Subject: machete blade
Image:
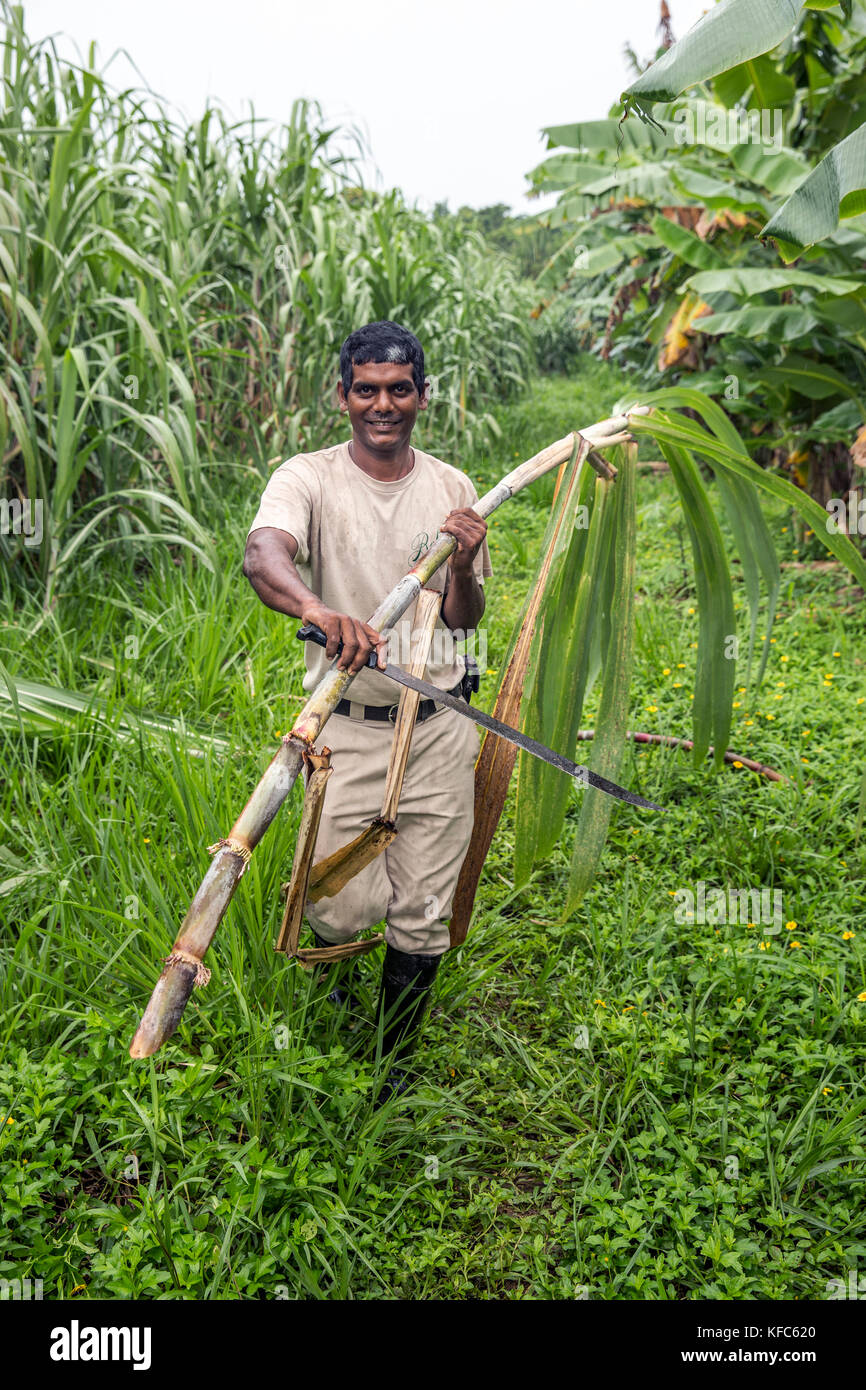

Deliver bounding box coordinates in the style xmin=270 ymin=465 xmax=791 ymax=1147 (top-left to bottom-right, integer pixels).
xmin=295 ymin=624 xmax=664 ymax=812
xmin=380 ymin=663 xmax=664 ymax=813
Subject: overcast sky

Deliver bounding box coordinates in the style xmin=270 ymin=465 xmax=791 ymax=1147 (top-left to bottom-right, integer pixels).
xmin=25 ymin=0 xmax=711 ymax=211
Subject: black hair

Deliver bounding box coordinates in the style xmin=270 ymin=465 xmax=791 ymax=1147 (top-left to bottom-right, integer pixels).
xmin=340 ymin=320 xmax=425 ymax=397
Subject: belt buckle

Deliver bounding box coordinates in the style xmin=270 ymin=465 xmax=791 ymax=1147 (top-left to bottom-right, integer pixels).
xmin=387 ymin=703 xmax=400 ymax=723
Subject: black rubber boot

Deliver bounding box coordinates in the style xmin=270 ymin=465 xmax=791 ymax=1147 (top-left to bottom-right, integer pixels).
xmin=311 ymin=930 xmax=358 ymax=1009
xmin=373 ymin=944 xmax=442 ymax=1102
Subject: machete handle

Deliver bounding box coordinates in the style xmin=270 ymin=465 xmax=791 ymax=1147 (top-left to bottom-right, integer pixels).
xmin=296 ymin=622 xmax=380 ymax=668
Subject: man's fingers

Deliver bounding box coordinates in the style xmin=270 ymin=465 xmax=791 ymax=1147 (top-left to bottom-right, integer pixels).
xmin=356 ymin=622 xmax=387 ymax=671
xmin=336 ymin=618 xmax=359 ymax=671
xmin=442 ymin=509 xmax=486 ymax=555
xmin=311 ymin=610 xmax=384 ymax=673
xmin=341 ymin=619 xmax=377 ymax=674
xmin=442 ymin=521 xmax=485 ymax=557
xmin=441 ymin=521 xmax=470 ymax=547
xmin=323 ymin=617 xmax=342 ymax=660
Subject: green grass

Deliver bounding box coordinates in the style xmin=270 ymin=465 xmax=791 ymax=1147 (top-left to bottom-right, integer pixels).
xmin=1 ymin=361 xmax=864 ymax=1300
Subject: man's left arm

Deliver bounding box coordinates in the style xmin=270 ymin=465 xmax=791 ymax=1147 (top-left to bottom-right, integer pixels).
xmin=440 ymin=507 xmax=487 ymax=633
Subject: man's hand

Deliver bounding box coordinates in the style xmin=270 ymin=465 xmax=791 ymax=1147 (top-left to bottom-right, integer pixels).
xmin=301 ymin=600 xmax=388 ymax=674
xmin=441 ymin=508 xmax=487 ymax=574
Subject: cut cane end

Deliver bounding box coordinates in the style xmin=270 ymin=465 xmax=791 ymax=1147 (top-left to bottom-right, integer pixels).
xmin=128 ymin=959 xmax=197 ymax=1059
xmin=129 ymin=1013 xmax=172 ymax=1057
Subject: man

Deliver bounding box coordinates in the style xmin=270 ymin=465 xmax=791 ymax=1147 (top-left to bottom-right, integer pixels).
xmin=243 ymin=320 xmax=491 ymax=1095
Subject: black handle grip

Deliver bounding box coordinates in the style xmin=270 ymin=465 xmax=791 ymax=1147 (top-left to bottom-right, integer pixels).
xmin=296 ymin=622 xmax=380 ymax=669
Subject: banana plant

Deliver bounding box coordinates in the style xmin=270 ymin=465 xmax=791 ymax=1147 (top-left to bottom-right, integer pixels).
xmin=527 ymin=4 xmax=866 ymax=505
xmin=622 ymin=0 xmax=865 ymax=257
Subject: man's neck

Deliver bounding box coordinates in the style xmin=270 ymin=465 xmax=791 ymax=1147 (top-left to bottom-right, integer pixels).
xmin=348 ymin=438 xmax=415 ymax=482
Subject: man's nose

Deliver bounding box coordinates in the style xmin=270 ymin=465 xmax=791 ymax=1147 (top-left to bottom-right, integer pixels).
xmin=374 ymin=389 xmax=393 ymax=411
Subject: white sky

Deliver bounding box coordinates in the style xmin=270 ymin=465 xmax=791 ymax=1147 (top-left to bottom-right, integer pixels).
xmin=25 ymin=0 xmax=711 ymax=212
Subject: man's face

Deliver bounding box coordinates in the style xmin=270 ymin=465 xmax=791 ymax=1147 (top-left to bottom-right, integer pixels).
xmin=338 ymin=360 xmax=429 ymax=456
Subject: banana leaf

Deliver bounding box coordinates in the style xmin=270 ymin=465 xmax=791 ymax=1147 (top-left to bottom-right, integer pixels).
xmin=763 ymin=121 xmax=866 ymax=256
xmin=623 ymin=0 xmax=802 ymax=115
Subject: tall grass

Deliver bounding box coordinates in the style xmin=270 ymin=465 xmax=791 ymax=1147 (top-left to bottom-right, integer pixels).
xmin=0 ymin=3 xmax=535 ymax=601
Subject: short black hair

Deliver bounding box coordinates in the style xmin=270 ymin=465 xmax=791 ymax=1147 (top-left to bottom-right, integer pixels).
xmin=340 ymin=321 xmax=425 ymax=397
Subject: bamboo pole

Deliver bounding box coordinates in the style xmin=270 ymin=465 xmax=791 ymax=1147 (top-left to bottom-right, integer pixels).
xmin=129 ymin=409 xmax=648 ymax=1058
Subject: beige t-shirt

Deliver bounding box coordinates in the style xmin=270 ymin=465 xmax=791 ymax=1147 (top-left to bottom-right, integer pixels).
xmin=247 ymin=440 xmax=493 ymax=704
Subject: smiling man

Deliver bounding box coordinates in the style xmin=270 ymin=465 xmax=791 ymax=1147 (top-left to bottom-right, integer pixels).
xmin=243 ymin=321 xmax=491 ymax=1096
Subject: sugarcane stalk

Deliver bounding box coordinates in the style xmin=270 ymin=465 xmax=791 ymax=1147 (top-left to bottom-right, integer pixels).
xmin=306 ymin=820 xmax=397 ymax=903
xmin=573 ymin=728 xmax=785 ymax=781
xmin=380 ymin=588 xmax=443 ymax=822
xmin=129 ymin=409 xmax=648 ymax=1058
xmin=275 ymin=750 xmax=334 ymax=955
xmin=308 ymin=588 xmax=443 ymax=900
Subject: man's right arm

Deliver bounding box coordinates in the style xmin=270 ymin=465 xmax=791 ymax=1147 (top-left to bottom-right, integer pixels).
xmin=242 ymin=527 xmax=386 ymax=675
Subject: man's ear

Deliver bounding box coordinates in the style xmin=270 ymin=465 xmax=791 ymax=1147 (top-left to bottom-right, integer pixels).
xmin=418 ymin=378 xmax=431 ymax=411
xmin=336 ymin=379 xmax=348 ymax=413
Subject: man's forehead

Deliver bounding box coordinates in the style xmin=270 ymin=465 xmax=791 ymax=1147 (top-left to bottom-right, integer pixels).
xmin=348 ymin=360 xmax=419 ymax=385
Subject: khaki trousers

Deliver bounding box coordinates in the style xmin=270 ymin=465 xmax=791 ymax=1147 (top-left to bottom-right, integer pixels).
xmin=304 ymin=704 xmax=479 ymax=956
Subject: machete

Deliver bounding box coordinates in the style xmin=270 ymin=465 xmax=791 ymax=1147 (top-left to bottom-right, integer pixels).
xmin=297 ymin=623 xmax=664 ymax=813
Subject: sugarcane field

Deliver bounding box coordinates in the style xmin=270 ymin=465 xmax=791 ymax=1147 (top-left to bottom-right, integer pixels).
xmin=2 ymin=0 xmax=866 ymax=1343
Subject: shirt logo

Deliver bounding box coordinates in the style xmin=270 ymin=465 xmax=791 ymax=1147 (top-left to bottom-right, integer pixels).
xmin=408 ymin=531 xmax=430 ymax=564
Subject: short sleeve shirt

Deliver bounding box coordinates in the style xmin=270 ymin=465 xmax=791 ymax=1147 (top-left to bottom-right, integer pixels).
xmin=247 ymin=440 xmax=493 ymax=704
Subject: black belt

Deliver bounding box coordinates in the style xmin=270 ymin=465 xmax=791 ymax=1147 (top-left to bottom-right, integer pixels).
xmin=334 ymin=678 xmax=465 ymax=724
